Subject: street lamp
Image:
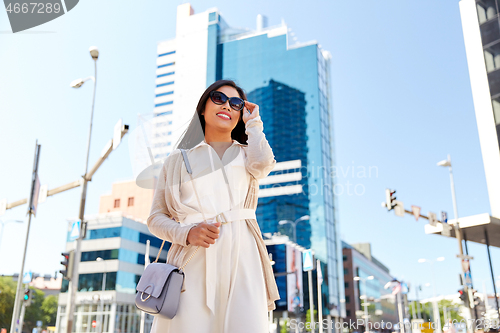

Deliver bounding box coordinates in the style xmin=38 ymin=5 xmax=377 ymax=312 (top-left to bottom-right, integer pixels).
xmin=385 ymin=279 xmax=406 ymax=333
xmin=354 ymin=275 xmax=374 ymax=333
xmin=96 ymin=257 xmax=106 ymax=333
xmin=437 ymin=154 xmax=475 ymax=328
xmin=65 ymin=46 xmax=99 ymax=333
xmin=418 ymin=257 xmax=445 ymax=333
xmin=278 ymin=215 xmax=310 ymax=243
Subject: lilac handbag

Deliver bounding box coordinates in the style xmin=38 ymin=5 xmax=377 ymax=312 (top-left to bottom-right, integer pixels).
xmin=135 ymin=149 xmax=207 ymax=319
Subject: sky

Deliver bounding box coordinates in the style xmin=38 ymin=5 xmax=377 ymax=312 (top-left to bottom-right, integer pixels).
xmin=0 ymin=0 xmax=499 ymax=302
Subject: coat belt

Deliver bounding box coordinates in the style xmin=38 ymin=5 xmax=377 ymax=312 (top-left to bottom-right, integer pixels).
xmin=181 ymin=208 xmax=256 ymax=314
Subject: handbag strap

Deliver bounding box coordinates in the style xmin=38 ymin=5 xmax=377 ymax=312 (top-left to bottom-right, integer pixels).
xmin=153 ymin=148 xmax=207 ymax=271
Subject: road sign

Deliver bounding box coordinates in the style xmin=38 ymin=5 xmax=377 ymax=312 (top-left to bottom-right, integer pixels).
xmin=38 ymin=184 xmax=48 ymax=204
xmin=441 ymin=223 xmax=451 ymax=237
xmin=92 ymin=321 xmax=97 ymax=328
xmin=441 ymin=211 xmax=448 ymax=223
xmin=113 ymin=119 xmax=123 ymax=150
xmin=31 ymin=174 xmax=41 ymax=216
xmin=462 ymin=259 xmax=470 ymax=272
xmin=464 ymin=271 xmax=472 ymax=287
xmin=302 ymin=250 xmax=314 ymax=271
xmin=394 ymin=201 xmax=405 ymax=217
xmin=23 ymin=271 xmax=32 ymax=284
xmin=69 ymin=220 xmax=81 ymax=241
xmin=411 ymin=205 xmax=421 ymax=221
xmin=36 ymin=321 xmax=42 ymax=328
xmin=428 ymin=212 xmax=438 ymax=226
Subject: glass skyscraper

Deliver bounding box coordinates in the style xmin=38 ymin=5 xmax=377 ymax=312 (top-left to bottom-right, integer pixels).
xmin=460 ymin=0 xmax=500 ymax=216
xmin=152 ymin=2 xmax=345 ymax=322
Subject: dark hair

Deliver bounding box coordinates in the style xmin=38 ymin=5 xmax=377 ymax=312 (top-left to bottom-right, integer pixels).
xmin=173 ymin=79 xmax=248 ymax=150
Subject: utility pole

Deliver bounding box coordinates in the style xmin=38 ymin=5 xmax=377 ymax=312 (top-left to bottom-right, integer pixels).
xmin=10 ymin=141 xmax=41 ymax=333
xmin=437 ymin=155 xmax=475 ymax=330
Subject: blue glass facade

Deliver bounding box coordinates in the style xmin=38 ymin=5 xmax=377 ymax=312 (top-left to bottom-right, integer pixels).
xmin=63 ymin=224 xmax=167 ymax=295
xmin=206 ymin=21 xmax=344 ymax=316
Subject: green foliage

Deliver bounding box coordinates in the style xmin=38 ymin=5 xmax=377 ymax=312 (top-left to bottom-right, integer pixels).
xmin=41 ymin=295 xmax=58 ymax=326
xmin=281 ymin=318 xmax=289 ymax=333
xmin=0 ymin=277 xmax=59 ymax=332
xmin=409 ymin=299 xmax=463 ymax=324
xmin=0 ymin=276 xmax=17 ymax=330
xmin=305 ymin=308 xmax=318 ymax=332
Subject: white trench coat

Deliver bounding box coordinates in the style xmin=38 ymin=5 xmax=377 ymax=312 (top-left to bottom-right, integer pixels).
xmin=147 ymin=115 xmax=277 ymax=333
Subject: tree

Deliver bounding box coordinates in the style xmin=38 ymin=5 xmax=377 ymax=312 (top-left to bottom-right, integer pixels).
xmin=409 ymin=299 xmax=462 ymax=324
xmin=0 ymin=276 xmax=16 ymax=331
xmin=0 ymin=277 xmax=59 ymax=333
xmin=305 ymin=309 xmax=318 ymax=332
xmin=41 ymin=295 xmax=58 ymax=327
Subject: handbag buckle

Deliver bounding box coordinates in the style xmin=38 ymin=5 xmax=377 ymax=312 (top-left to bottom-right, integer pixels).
xmin=140 ymin=285 xmax=153 ymax=302
xmin=140 ymin=292 xmax=151 ymax=302
xmin=215 ymin=212 xmax=229 ymax=224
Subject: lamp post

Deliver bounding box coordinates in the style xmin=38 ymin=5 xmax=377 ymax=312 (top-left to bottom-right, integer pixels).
xmin=278 ymin=215 xmax=310 ymax=243
xmin=96 ymin=257 xmax=106 ymax=333
xmin=437 ymin=155 xmax=475 ymax=327
xmin=354 ymin=275 xmax=374 ymax=333
xmin=65 ymin=46 xmax=99 ymax=333
xmin=385 ymin=279 xmax=406 ymax=333
xmin=0 ymin=219 xmax=22 ymax=259
xmin=418 ymin=257 xmax=445 ymax=333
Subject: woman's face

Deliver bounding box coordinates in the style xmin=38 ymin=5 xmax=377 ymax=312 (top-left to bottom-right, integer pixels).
xmin=202 ymin=85 xmax=242 ymax=134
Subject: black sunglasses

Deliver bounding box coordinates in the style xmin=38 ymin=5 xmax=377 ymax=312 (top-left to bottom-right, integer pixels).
xmin=209 ymin=91 xmax=245 ymax=111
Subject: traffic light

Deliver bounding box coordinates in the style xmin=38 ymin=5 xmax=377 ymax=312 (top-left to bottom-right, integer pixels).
xmin=60 ymin=251 xmax=75 ymax=280
xmin=472 ymin=290 xmax=480 ymax=306
xmin=385 ymin=189 xmax=397 ymax=211
xmin=23 ymin=288 xmax=32 ymax=306
xmin=458 ymin=288 xmax=469 ymax=307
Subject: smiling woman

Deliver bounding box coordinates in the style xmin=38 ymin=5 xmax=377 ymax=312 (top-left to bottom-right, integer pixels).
xmin=144 ymin=79 xmax=279 ymax=333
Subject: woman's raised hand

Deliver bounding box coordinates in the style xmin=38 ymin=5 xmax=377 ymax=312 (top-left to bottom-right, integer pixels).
xmin=186 ymin=221 xmax=221 ymax=248
xmin=242 ymin=100 xmax=260 ymax=124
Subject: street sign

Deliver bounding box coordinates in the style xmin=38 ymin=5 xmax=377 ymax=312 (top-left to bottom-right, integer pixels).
xmin=441 ymin=211 xmax=448 ymax=223
xmin=38 ymin=184 xmax=48 ymax=204
xmin=464 ymin=271 xmax=472 ymax=287
xmin=36 ymin=321 xmax=42 ymax=328
xmin=69 ymin=220 xmax=81 ymax=241
xmin=461 ymin=259 xmax=470 ymax=272
xmin=302 ymin=250 xmax=314 ymax=271
xmin=401 ymin=282 xmax=409 ymax=294
xmin=22 ymin=273 xmax=31 ymax=284
xmin=23 ymin=271 xmax=32 ymax=284
xmin=394 ymin=201 xmax=405 ymax=217
xmin=92 ymin=321 xmax=97 ymax=328
xmin=428 ymin=212 xmax=438 ymax=226
xmin=31 ymin=174 xmax=41 ymax=217
xmin=411 ymin=205 xmax=421 ymax=221
xmin=441 ymin=223 xmax=451 ymax=237
xmin=113 ymin=118 xmax=123 ymax=150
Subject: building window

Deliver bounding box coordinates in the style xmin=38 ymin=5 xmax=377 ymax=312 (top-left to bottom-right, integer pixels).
xmin=81 ymin=249 xmax=119 ymax=262
xmin=343 ymin=255 xmax=347 ymax=261
xmin=128 ymin=197 xmax=134 ymax=207
xmin=344 ymin=268 xmax=348 ymax=275
xmin=345 ymin=296 xmax=350 ymax=304
xmin=346 ymin=310 xmax=351 ymax=316
xmin=345 ymin=282 xmax=349 ymax=288
xmin=114 ymin=199 xmax=120 ymax=208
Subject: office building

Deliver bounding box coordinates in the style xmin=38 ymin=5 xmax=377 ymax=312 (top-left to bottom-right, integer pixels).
xmin=342 ymin=242 xmax=398 ymax=332
xmin=55 ymin=183 xmax=166 ymax=333
xmin=459 ymin=0 xmax=500 ymax=217
xmin=149 ymin=3 xmax=344 ymax=322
